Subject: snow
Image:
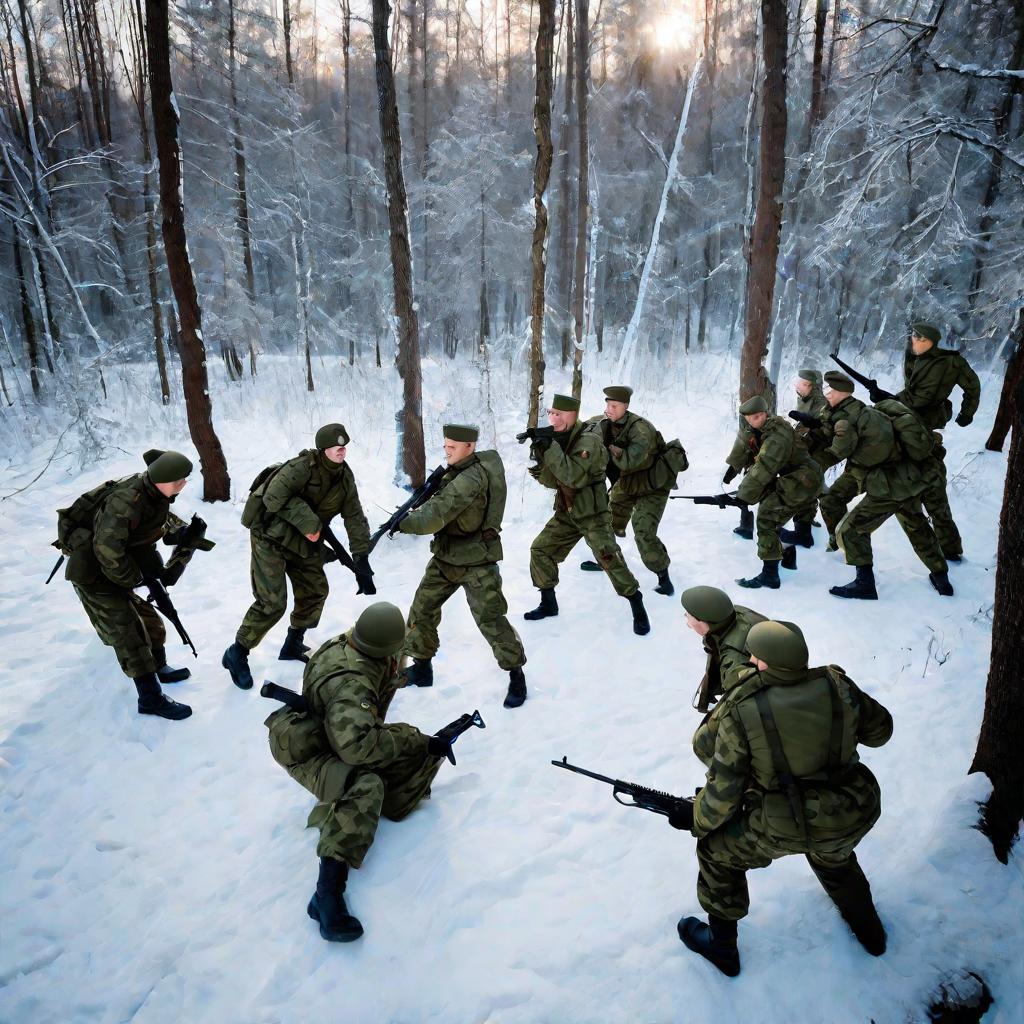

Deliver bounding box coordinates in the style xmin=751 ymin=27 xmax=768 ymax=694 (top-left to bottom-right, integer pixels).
xmin=0 ymin=352 xmax=1020 ymax=1023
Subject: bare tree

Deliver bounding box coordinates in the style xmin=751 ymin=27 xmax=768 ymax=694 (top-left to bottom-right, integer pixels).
xmin=570 ymin=0 xmax=589 ymax=400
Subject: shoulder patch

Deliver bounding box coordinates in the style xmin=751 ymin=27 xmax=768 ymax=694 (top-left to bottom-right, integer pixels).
xmin=580 ymin=450 xmax=589 ymax=458
xmin=360 ymin=701 xmax=371 ymax=709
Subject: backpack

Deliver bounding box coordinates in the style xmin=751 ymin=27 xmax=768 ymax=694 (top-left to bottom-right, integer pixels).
xmin=54 ymin=478 xmax=126 ymax=554
xmin=849 ymin=407 xmax=896 ymax=468
xmin=872 ymin=399 xmax=935 ymax=462
xmin=241 ymin=462 xmax=284 ymax=529
xmin=474 ymin=450 xmax=507 ymax=540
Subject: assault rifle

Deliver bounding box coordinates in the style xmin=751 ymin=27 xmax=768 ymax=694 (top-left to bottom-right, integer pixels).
xmin=669 ymin=492 xmax=747 ymax=509
xmin=321 ymin=525 xmax=375 ymax=595
xmin=552 ymin=757 xmax=694 ymax=819
xmin=45 ymin=555 xmax=65 ymax=584
xmin=260 ymin=680 xmax=308 ymax=713
xmin=515 ymin=425 xmax=557 ymax=445
xmin=142 ymin=575 xmax=197 ymax=658
xmin=829 ymin=352 xmax=895 ymax=403
xmin=162 ymin=514 xmax=216 ymax=587
xmin=367 ymin=463 xmax=448 ymax=554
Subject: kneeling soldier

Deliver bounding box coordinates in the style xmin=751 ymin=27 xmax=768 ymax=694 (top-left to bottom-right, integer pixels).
xmin=670 ymin=620 xmax=892 ymax=976
xmin=397 ymin=424 xmax=528 ymax=709
xmin=265 ymin=602 xmax=480 ymax=942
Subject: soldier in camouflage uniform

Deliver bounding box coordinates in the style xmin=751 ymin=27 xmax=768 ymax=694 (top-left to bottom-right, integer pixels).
xmin=723 ymin=396 xmax=824 ymax=590
xmin=890 ymin=323 xmax=981 ymax=562
xmin=669 ymin=621 xmax=892 ymax=976
xmin=223 ymin=423 xmax=373 ymax=690
xmin=780 ymin=369 xmax=828 ymax=548
xmin=397 ymin=424 xmax=528 ymax=709
xmin=580 ymin=385 xmax=687 ymax=597
xmin=266 ymin=602 xmax=479 ymax=942
xmin=681 ymin=586 xmax=767 ymax=713
xmin=58 ymin=450 xmax=211 ymax=721
xmin=521 ymin=393 xmax=650 ymax=636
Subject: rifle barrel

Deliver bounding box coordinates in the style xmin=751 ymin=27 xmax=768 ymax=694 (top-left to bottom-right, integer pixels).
xmin=551 ymin=756 xmax=618 ymax=786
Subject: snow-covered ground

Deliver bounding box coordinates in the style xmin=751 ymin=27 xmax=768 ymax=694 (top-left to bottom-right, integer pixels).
xmin=1 ymin=352 xmax=1019 ymax=1023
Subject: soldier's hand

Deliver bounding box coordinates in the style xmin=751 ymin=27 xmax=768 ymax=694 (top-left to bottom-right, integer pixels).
xmin=788 ymin=411 xmax=822 ymax=429
xmin=609 ymin=445 xmax=624 ymax=459
xmin=354 ymin=555 xmax=376 ymax=596
xmin=306 ymin=530 xmax=321 ymax=543
xmin=516 ymin=428 xmax=535 ymax=444
xmin=868 ymin=385 xmax=887 ymax=404
xmin=427 ymin=734 xmax=454 ymax=761
xmin=667 ymin=798 xmax=695 ymax=831
xmin=321 ymin=547 xmax=340 ymax=565
xmin=722 ymin=465 xmax=739 ymax=485
xmin=955 ymin=411 xmax=973 ymax=427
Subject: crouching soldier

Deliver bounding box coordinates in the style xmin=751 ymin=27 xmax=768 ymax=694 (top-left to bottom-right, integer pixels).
xmin=669 ymin=621 xmax=892 ymax=976
xmin=265 ymin=602 xmax=482 ymax=942
xmin=55 ymin=449 xmax=212 ymax=721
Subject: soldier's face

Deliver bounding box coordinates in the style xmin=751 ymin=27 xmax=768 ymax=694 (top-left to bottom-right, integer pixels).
xmin=794 ymin=379 xmax=812 ymax=398
xmin=744 ymin=411 xmax=768 ymax=429
xmin=825 ymin=388 xmax=848 ymax=408
xmin=604 ymin=400 xmax=628 ymax=421
xmin=324 ymin=445 xmax=347 ymax=463
xmin=155 ymin=478 xmax=188 ymax=497
xmin=444 ymin=439 xmax=475 ymax=464
xmin=548 ymin=409 xmax=576 ymax=432
xmin=684 ymin=612 xmax=710 ymax=637
xmin=750 ymin=656 xmax=769 ymax=671
xmin=910 ymin=334 xmax=934 ymax=356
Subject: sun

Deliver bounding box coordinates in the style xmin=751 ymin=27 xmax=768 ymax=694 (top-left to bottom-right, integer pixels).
xmin=646 ymin=5 xmax=700 ymax=54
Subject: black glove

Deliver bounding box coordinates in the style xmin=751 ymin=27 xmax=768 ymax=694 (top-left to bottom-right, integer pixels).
xmin=428 ymin=711 xmax=484 ymax=765
xmin=722 ymin=465 xmax=739 ymax=485
xmin=955 ymin=411 xmax=973 ymax=427
xmin=532 ymin=435 xmax=555 ymax=455
xmin=354 ymin=554 xmax=376 ymax=596
xmin=667 ymin=799 xmax=695 ymax=831
xmin=427 ymin=735 xmax=452 ymax=760
xmin=321 ymin=547 xmax=340 ymax=565
xmin=715 ymin=493 xmax=745 ymax=509
xmin=516 ymin=428 xmax=536 ymax=444
xmin=179 ymin=515 xmax=208 ymax=547
xmin=133 ymin=546 xmax=165 ymax=578
xmin=868 ymin=385 xmax=888 ymax=404
xmin=788 ymin=410 xmax=822 ymax=429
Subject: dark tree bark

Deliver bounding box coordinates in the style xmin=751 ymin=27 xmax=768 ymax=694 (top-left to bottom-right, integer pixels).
xmin=527 ymin=0 xmax=556 ymax=428
xmin=696 ymin=0 xmax=720 ymax=353
xmin=555 ymin=0 xmax=575 ymax=370
xmin=146 ymin=0 xmax=230 ymax=500
xmin=282 ymin=0 xmax=295 ymax=86
xmin=10 ymin=224 xmax=41 ymax=396
xmin=570 ymin=0 xmax=589 ymax=400
xmin=372 ymin=0 xmax=426 ymax=486
xmin=986 ymin=317 xmax=1023 ymax=453
xmin=806 ymin=0 xmax=828 ymax=143
xmin=740 ymin=0 xmax=788 ymax=400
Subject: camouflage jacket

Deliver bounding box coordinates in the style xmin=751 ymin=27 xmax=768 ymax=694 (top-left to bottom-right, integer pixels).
xmin=398 ymin=452 xmax=504 ymax=565
xmin=693 ymin=605 xmax=767 ymax=713
xmin=897 ymin=345 xmax=981 ymax=430
xmin=793 ymin=378 xmax=828 ymax=450
xmin=691 ymin=664 xmax=893 ymax=848
xmin=589 ymin=411 xmax=670 ymax=497
xmin=530 ymin=421 xmax=609 ymax=520
xmin=256 ymin=450 xmax=370 ymax=560
xmin=727 ymin=415 xmax=822 ymax=506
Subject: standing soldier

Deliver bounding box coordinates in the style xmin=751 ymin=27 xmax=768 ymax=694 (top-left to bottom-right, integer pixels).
xmin=223 ymin=423 xmax=373 ymax=690
xmin=580 ymin=385 xmax=688 ymax=597
xmin=55 ymin=449 xmax=211 ymax=721
xmin=680 ymin=586 xmax=766 ymax=713
xmin=780 ymin=369 xmax=828 ymax=549
xmin=521 ymin=393 xmax=650 ymax=636
xmin=396 ymin=424 xmax=528 ymax=709
xmin=264 ymin=602 xmax=482 ymax=942
xmin=723 ymin=396 xmax=823 ymax=590
xmin=669 ymin=621 xmax=892 ymax=976
xmin=887 ymin=323 xmax=980 ymax=562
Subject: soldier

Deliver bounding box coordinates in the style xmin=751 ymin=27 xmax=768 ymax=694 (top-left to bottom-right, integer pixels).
xmin=56 ymin=449 xmax=209 ymax=721
xmin=779 ymin=369 xmax=828 ymax=549
xmin=724 ymin=396 xmax=823 ymax=590
xmin=395 ymin=424 xmax=528 ymax=709
xmin=223 ymin=423 xmax=373 ymax=690
xmin=681 ymin=586 xmax=766 ymax=712
xmin=889 ymin=323 xmax=980 ymax=562
xmin=521 ymin=393 xmax=650 ymax=636
xmin=265 ymin=602 xmax=479 ymax=942
xmin=669 ymin=621 xmax=892 ymax=976
xmin=579 ymin=385 xmax=687 ymax=597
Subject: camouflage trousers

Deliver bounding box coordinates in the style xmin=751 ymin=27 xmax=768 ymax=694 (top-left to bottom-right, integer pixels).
xmin=609 ymin=489 xmax=671 ymax=573
xmin=836 ymin=493 xmax=947 ymax=572
xmin=287 ymin=745 xmax=443 ymax=868
xmin=530 ymin=510 xmax=639 ymax=597
xmin=236 ymin=533 xmax=330 ymax=649
xmin=818 ymin=471 xmax=862 ymax=539
xmin=406 ymin=557 xmax=525 ymax=671
xmin=754 ymin=493 xmax=803 ymax=562
xmin=920 ymin=448 xmax=963 ymax=558
xmin=696 ymin=814 xmax=874 ymax=921
xmin=73 ymin=583 xmax=165 ymax=678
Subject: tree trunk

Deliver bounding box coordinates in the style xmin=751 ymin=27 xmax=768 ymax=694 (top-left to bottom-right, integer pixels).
xmin=570 ymin=0 xmax=589 ymax=400
xmin=478 ymin=189 xmax=489 ymax=355
xmin=282 ymin=0 xmax=295 ymax=86
xmin=555 ymin=0 xmax=575 ymax=370
xmin=806 ymin=0 xmax=828 ymax=145
xmin=527 ymin=0 xmax=556 ymax=428
xmin=739 ymin=0 xmax=787 ymax=400
xmin=10 ymin=226 xmax=41 ymax=397
xmin=372 ymin=0 xmax=426 ymax=486
xmin=985 ymin=316 xmax=1023 ymax=453
xmin=146 ymin=0 xmax=230 ymax=500
xmin=696 ymin=0 xmax=720 ymax=353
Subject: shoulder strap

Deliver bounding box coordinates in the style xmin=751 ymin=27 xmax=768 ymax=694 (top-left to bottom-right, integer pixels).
xmin=753 ymin=690 xmax=808 ymax=840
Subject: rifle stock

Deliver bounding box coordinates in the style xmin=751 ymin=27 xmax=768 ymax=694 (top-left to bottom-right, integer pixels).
xmin=829 ymin=352 xmax=895 ymax=401
xmin=260 ymin=680 xmax=309 ymax=713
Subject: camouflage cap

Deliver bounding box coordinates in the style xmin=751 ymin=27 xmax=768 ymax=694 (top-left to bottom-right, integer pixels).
xmin=147 ymin=450 xmax=193 ymax=484
xmin=680 ymin=585 xmax=734 ymax=625
xmin=603 ymin=385 xmax=633 ymax=404
xmin=551 ymin=393 xmax=580 ymax=412
xmin=739 ymin=395 xmax=769 ymax=416
xmin=352 ymin=601 xmax=406 ymax=658
xmin=143 ymin=449 xmax=164 ymax=466
xmin=824 ymin=370 xmax=855 ymax=393
xmin=315 ymin=423 xmax=350 ymax=449
xmin=746 ymin=621 xmax=809 ymax=671
xmin=911 ymin=322 xmax=941 ymax=344
xmin=443 ymin=423 xmax=479 ymax=442
xmin=797 ymin=369 xmax=818 ymax=383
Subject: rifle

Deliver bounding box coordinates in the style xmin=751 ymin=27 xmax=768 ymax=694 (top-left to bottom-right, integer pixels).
xmin=432 ymin=710 xmax=486 ymax=765
xmin=829 ymin=352 xmax=895 ymax=402
xmin=516 ymin=425 xmax=557 ymax=445
xmin=260 ymin=680 xmax=308 ymax=713
xmin=669 ymin=493 xmax=746 ymax=509
xmin=322 ymin=524 xmax=375 ymax=594
xmin=162 ymin=515 xmax=216 ymax=587
xmin=45 ymin=553 xmax=65 ymax=584
xmin=552 ymin=756 xmax=693 ymax=819
xmin=367 ymin=463 xmax=448 ymax=554
xmin=142 ymin=575 xmax=197 ymax=658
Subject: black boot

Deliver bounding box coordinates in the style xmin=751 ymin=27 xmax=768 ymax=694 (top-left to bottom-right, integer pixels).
xmin=929 ymin=571 xmax=954 ymax=597
xmin=504 ymin=667 xmax=527 ymax=708
xmin=627 ymin=592 xmax=651 ymax=635
xmin=677 ymin=915 xmax=741 ymax=977
xmin=404 ymin=658 xmax=434 ymax=687
xmin=829 ymin=565 xmax=878 ymax=600
xmin=781 ymin=545 xmax=798 ymax=571
xmin=153 ymin=645 xmax=190 ymax=683
xmin=279 ymin=626 xmax=311 ymax=663
xmin=307 ymin=857 xmax=363 ymax=943
xmin=942 ymin=551 xmax=963 ymax=563
xmin=837 ymin=902 xmax=887 ymax=956
xmin=653 ymin=569 xmax=674 ymax=596
xmin=579 ymin=560 xmax=603 ymax=572
xmin=134 ymin=672 xmax=192 ymax=720
xmin=737 ymin=560 xmax=780 ymax=590
xmin=778 ymin=521 xmax=814 ymax=548
xmin=524 ymin=588 xmax=558 ymax=621
xmin=222 ymin=641 xmax=254 ymax=689
xmin=733 ymin=507 xmax=754 ymax=540
xmin=826 ymin=534 xmax=839 ymax=552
